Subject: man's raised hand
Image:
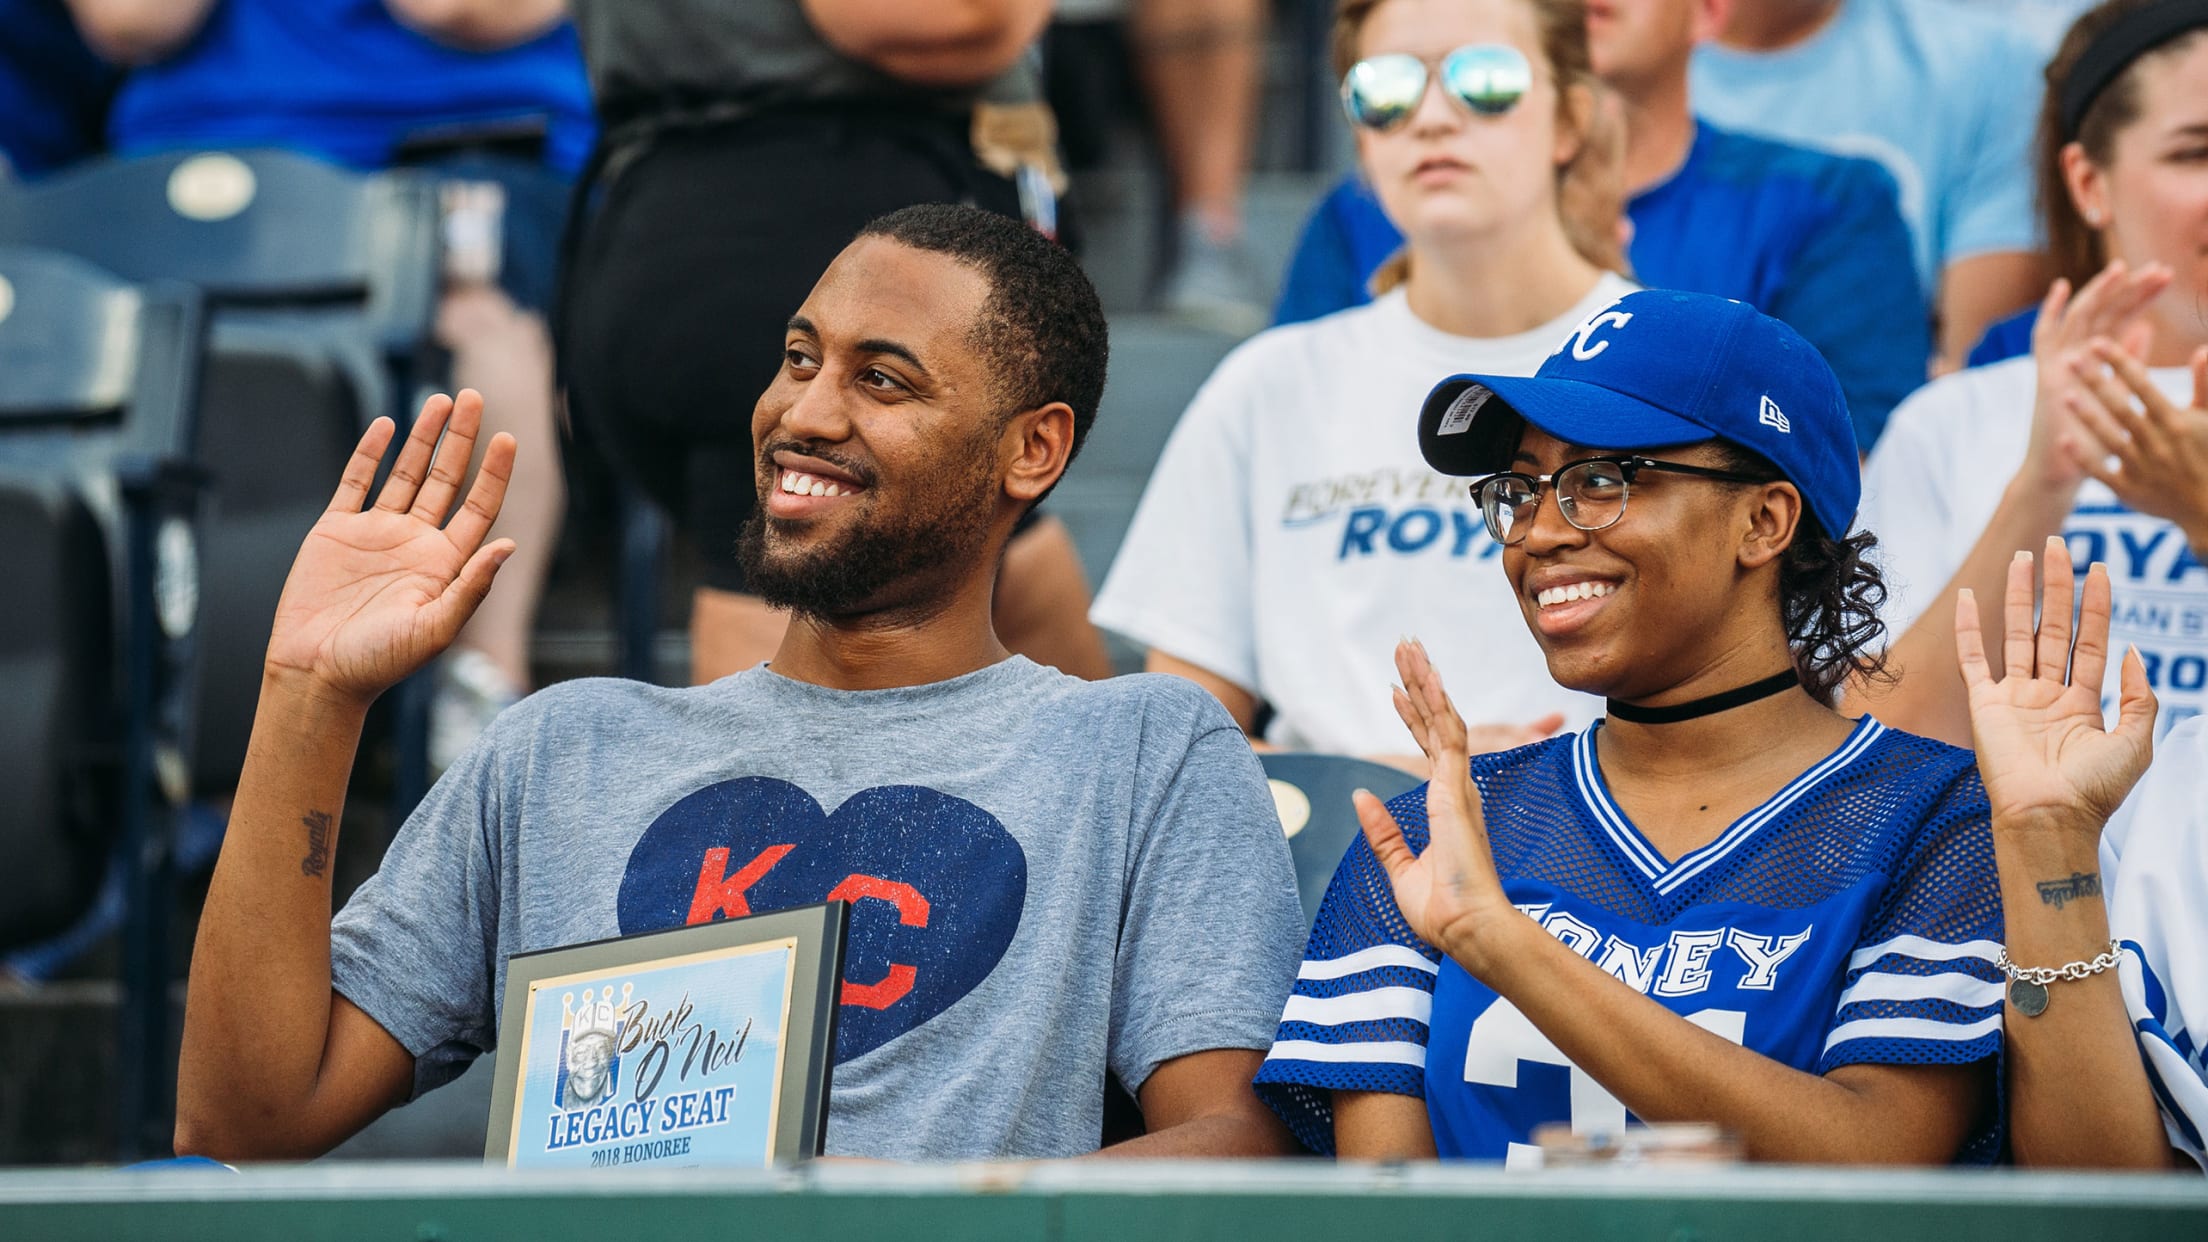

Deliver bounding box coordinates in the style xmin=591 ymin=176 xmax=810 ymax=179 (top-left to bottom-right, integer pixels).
xmin=264 ymin=390 xmax=517 ymax=708
xmin=1954 ymin=537 xmax=2156 ymax=833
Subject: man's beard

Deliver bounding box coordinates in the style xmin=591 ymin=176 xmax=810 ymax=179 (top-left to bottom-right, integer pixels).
xmin=735 ymin=448 xmax=1000 ymax=621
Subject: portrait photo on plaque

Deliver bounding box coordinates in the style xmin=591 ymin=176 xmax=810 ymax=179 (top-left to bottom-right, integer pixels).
xmin=485 ymin=901 xmax=847 ymax=1169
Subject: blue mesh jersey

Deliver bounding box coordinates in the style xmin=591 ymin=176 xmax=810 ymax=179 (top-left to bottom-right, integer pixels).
xmin=1254 ymin=717 xmax=2005 ymax=1163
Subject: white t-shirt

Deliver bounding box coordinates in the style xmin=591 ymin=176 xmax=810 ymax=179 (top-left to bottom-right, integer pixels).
xmin=1091 ymin=277 xmax=1632 ymax=754
xmin=2101 ymin=717 xmax=2208 ymax=1171
xmin=1859 ymin=355 xmax=2207 ymax=742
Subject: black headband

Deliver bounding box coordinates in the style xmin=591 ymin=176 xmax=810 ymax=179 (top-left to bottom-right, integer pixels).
xmin=2059 ymin=0 xmax=2208 ymax=140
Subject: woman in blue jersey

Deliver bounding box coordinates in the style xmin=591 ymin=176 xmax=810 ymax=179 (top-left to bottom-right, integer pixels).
xmin=1254 ymin=288 xmax=2037 ymax=1162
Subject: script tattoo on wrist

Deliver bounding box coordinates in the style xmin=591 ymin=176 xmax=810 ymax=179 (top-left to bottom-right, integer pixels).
xmin=300 ymin=809 xmax=333 ymax=878
xmin=2036 ymin=871 xmax=2101 ymax=910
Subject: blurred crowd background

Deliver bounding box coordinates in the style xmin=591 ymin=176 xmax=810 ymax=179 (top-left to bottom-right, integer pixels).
xmin=0 ymin=0 xmax=2187 ymax=1165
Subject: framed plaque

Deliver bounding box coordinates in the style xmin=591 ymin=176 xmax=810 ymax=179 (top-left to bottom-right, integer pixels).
xmin=485 ymin=902 xmax=848 ymax=1169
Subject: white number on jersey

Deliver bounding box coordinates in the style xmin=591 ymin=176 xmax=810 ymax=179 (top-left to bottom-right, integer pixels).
xmin=1461 ymin=998 xmax=1746 ymax=1167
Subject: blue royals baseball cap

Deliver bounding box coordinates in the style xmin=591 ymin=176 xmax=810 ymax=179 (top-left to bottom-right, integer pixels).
xmin=1417 ymin=289 xmax=1861 ymax=538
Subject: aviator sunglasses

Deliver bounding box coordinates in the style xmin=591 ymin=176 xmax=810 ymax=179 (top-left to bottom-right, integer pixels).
xmin=1340 ymin=43 xmax=1534 ymax=132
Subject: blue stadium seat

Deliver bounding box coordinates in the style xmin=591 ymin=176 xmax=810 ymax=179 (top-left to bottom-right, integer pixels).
xmin=0 ymin=245 xmax=207 ymax=1156
xmin=0 ymin=149 xmax=445 ymax=809
xmin=1259 ymin=751 xmax=1422 ymax=928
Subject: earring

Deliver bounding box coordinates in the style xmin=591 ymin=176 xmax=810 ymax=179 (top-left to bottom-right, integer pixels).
xmin=2083 ymin=207 xmax=2104 ymax=227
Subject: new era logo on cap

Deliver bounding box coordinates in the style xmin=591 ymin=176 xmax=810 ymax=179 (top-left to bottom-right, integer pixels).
xmin=1759 ymin=395 xmax=1790 ymax=434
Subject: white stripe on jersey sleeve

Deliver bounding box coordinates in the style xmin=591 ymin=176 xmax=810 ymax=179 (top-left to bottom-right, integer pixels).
xmin=1281 ymin=987 xmax=1434 ymax=1027
xmin=1837 ymin=970 xmax=2006 ymax=1010
xmin=1847 ymin=934 xmax=2003 ymax=972
xmin=1266 ymin=1039 xmax=1429 ymax=1069
xmin=1296 ymin=944 xmax=1441 ymax=981
xmin=1821 ymin=1013 xmax=2003 ymax=1056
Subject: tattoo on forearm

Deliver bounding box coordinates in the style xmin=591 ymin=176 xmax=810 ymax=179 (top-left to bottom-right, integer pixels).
xmin=2036 ymin=871 xmax=2101 ymax=910
xmin=300 ymin=810 xmax=332 ymax=878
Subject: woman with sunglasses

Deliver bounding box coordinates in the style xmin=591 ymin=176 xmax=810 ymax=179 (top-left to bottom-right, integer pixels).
xmin=1093 ymin=0 xmax=1632 ymax=767
xmin=1255 ymin=290 xmax=2015 ymax=1163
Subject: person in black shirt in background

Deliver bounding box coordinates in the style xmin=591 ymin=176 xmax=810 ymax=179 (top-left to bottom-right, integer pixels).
xmin=562 ymin=0 xmax=1114 ymax=686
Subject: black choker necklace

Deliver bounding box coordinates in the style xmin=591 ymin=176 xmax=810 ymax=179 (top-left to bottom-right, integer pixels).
xmin=1607 ymin=669 xmax=1802 ymax=725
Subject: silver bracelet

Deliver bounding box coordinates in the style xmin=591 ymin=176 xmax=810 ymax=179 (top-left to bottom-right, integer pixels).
xmin=1993 ymin=940 xmax=2124 ymax=1017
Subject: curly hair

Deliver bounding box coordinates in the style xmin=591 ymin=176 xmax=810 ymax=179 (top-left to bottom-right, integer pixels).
xmin=1711 ymin=443 xmax=1891 ymax=704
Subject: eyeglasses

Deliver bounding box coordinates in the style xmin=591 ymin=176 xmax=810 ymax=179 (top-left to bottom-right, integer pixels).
xmin=1471 ymin=455 xmax=1775 ymax=545
xmin=1340 ymin=44 xmax=1534 ymax=132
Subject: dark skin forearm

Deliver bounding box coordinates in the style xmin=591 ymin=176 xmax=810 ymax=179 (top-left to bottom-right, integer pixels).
xmin=1996 ymin=813 xmax=2176 ymax=1169
xmin=1465 ymin=914 xmax=1983 ymax=1164
xmin=173 ymin=672 xmax=410 ymax=1159
xmin=1087 ymin=1048 xmax=1297 ymax=1157
xmin=175 ymin=394 xmax=513 ymax=1159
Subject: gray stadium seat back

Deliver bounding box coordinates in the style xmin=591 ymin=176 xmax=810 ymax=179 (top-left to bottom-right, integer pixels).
xmin=0 ymin=148 xmax=440 ymax=355
xmin=1050 ymin=316 xmax=1238 ymax=671
xmin=1259 ymin=751 xmax=1423 ymax=929
xmin=0 ymin=248 xmax=144 ymax=420
xmin=0 ymin=247 xmax=203 ymax=949
xmin=186 ymin=322 xmax=367 ymax=792
xmin=0 ymin=479 xmax=112 ymax=947
xmin=0 ymin=152 xmax=443 ymax=795
xmin=1053 ymin=315 xmax=1237 ymax=579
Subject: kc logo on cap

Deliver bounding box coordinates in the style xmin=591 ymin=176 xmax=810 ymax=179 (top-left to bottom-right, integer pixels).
xmin=1416 ymin=289 xmax=1861 ymax=539
xmin=1564 ymin=309 xmax=1635 ymax=362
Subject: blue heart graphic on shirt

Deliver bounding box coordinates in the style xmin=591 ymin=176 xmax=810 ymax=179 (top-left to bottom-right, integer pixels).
xmin=618 ymin=777 xmax=1028 ymax=1063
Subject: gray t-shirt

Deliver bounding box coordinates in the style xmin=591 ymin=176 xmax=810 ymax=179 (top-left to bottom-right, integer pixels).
xmin=330 ymin=657 xmax=1302 ymax=1159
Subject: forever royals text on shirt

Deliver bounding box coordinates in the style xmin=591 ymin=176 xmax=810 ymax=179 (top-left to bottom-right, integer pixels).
xmin=1254 ymin=720 xmax=2004 ymax=1163
xmin=1862 ymin=356 xmax=2207 ymax=742
xmin=1091 ymin=276 xmax=1630 ymax=755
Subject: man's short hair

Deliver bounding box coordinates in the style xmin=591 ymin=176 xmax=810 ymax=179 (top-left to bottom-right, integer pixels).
xmin=855 ymin=204 xmax=1110 ymax=479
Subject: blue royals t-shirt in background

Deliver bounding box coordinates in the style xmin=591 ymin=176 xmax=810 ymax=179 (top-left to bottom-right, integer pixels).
xmin=1271 ymin=121 xmax=1927 ymax=448
xmin=105 ymin=0 xmax=595 ymax=175
xmin=1254 ymin=719 xmax=2006 ymax=1163
xmin=1967 ymin=306 xmax=2038 ymax=368
xmin=1689 ymin=0 xmax=2044 ymax=296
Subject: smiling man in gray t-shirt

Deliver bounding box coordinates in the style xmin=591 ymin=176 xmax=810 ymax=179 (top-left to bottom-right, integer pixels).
xmin=174 ymin=205 xmax=1303 ymax=1161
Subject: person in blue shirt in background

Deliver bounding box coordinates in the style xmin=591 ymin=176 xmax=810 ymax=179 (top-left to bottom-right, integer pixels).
xmin=1693 ymin=0 xmax=2051 ymax=371
xmin=0 ymin=0 xmax=117 ymax=179
xmin=1274 ymin=0 xmax=1926 ymax=450
xmin=67 ymin=0 xmax=592 ymax=765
